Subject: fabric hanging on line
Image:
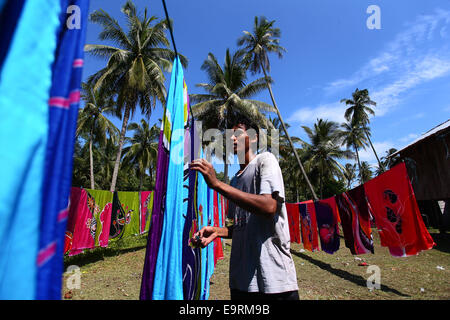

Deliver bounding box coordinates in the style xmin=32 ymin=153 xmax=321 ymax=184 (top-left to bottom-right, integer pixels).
xmin=203 ymin=187 xmax=215 ymax=300
xmin=115 ymin=191 xmax=140 ymax=239
xmin=139 ymin=64 xmax=174 ymax=300
xmin=109 ymin=191 xmax=125 ymax=240
xmin=182 ymin=114 xmax=201 ymax=300
xmin=335 ymin=185 xmax=374 ymax=255
xmin=213 ymin=190 xmax=224 ymax=265
xmin=86 ymin=189 xmax=113 ymax=248
xmin=0 ymin=0 xmax=61 ymax=300
xmin=64 ymin=187 xmax=84 ymax=255
xmin=67 ymin=189 xmax=95 ymax=256
xmin=140 ymin=191 xmax=153 ymax=234
xmin=314 ymin=197 xmax=340 ymax=254
xmin=364 ymin=163 xmax=435 ymax=257
xmin=197 ymin=147 xmax=210 ymax=300
xmin=37 ymin=0 xmax=89 ymax=299
xmin=286 ymin=203 xmax=301 ymax=244
xmin=299 ymin=200 xmax=320 ymax=252
xmin=151 ymin=57 xmax=187 ymax=300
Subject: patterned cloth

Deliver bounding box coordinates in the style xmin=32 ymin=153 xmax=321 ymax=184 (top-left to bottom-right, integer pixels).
xmin=314 ymin=197 xmax=340 ymax=254
xmin=86 ymin=189 xmax=113 ymax=248
xmin=140 ymin=191 xmax=153 ymax=234
xmin=336 ymin=185 xmax=374 ymax=255
xmin=151 ymin=57 xmax=188 ymax=300
xmin=286 ymin=203 xmax=301 ymax=244
xmin=299 ymin=200 xmax=320 ymax=251
xmin=0 ymin=0 xmax=61 ymax=299
xmin=364 ymin=163 xmax=435 ymax=257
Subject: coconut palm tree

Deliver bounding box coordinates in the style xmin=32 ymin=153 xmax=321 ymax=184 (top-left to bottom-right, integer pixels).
xmin=301 ymin=119 xmax=353 ymax=198
xmin=339 ymin=120 xmax=368 ymax=184
xmin=237 ymin=16 xmax=318 ymax=200
xmin=76 ymin=82 xmax=119 ymax=189
xmin=343 ymin=163 xmax=357 ymax=189
xmin=85 ymin=0 xmax=187 ymax=191
xmin=190 ymin=49 xmax=275 ymax=182
xmin=340 ymin=88 xmax=383 ymax=171
xmin=359 ymin=161 xmax=373 ymax=183
xmin=121 ymin=119 xmax=159 ymax=191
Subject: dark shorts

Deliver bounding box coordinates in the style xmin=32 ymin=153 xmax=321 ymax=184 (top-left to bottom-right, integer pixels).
xmin=230 ymin=289 xmax=299 ymax=301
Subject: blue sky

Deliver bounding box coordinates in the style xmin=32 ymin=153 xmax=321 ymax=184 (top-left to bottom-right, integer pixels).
xmin=82 ymin=0 xmax=450 ymax=177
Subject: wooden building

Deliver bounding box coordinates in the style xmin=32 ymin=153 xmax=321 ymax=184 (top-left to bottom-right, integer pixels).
xmin=391 ymin=119 xmax=450 ymax=230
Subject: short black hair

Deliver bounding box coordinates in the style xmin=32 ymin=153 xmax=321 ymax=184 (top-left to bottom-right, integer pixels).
xmin=228 ymin=112 xmax=260 ymax=134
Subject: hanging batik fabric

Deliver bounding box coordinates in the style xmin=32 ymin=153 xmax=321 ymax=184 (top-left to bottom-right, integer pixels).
xmin=335 ymin=185 xmax=374 ymax=255
xmin=68 ymin=189 xmax=96 ymax=256
xmin=37 ymin=0 xmax=89 ymax=299
xmin=314 ymin=197 xmax=340 ymax=254
xmin=150 ymin=57 xmax=187 ymax=300
xmin=213 ymin=190 xmax=224 ymax=265
xmin=64 ymin=187 xmax=84 ymax=254
xmin=0 ymin=0 xmax=61 ymax=300
xmin=140 ymin=191 xmax=153 ymax=234
xmin=115 ymin=191 xmax=140 ymax=239
xmin=364 ymin=163 xmax=435 ymax=257
xmin=86 ymin=189 xmax=113 ymax=248
xmin=286 ymin=203 xmax=301 ymax=244
xmin=196 ymin=148 xmax=210 ymax=300
xmin=299 ymin=200 xmax=320 ymax=251
xmin=182 ymin=114 xmax=201 ymax=300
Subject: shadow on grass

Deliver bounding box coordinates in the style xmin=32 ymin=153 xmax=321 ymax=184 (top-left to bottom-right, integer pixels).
xmin=291 ymin=251 xmax=410 ymax=298
xmin=430 ymin=232 xmax=450 ymax=254
xmin=64 ymin=245 xmax=147 ymax=269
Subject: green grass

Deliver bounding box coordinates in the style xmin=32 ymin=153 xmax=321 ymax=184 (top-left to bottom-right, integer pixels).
xmin=62 ymin=230 xmax=450 ymax=300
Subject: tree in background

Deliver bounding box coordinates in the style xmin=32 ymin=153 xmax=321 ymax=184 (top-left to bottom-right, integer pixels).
xmin=85 ymin=0 xmax=187 ymax=191
xmin=237 ymin=16 xmax=318 ymax=200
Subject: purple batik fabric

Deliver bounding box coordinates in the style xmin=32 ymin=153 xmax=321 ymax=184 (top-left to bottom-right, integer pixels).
xmin=139 ymin=130 xmax=170 ymax=299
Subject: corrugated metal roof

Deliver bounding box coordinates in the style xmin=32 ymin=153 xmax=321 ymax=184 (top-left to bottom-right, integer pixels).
xmin=390 ymin=119 xmax=450 ymax=157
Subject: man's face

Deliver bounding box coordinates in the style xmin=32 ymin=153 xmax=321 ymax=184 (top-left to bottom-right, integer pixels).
xmin=230 ymin=124 xmax=257 ymax=159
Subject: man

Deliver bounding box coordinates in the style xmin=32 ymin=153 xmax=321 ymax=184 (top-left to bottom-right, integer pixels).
xmin=189 ymin=117 xmax=299 ymax=300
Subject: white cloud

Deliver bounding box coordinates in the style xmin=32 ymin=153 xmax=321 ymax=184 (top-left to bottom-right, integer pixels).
xmin=324 ymin=9 xmax=450 ymax=116
xmin=287 ymin=102 xmax=347 ymax=124
xmin=287 ymin=9 xmax=450 ymax=127
xmin=398 ymin=133 xmax=419 ymax=143
xmin=358 ymin=141 xmax=394 ymax=165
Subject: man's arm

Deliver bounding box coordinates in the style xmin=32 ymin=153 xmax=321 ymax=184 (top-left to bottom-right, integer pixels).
xmin=189 ymin=158 xmax=278 ymax=217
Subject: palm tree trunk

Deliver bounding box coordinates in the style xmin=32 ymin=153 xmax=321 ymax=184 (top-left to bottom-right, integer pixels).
xmin=89 ymin=137 xmax=95 ymax=190
xmin=354 ymin=143 xmax=362 ymax=184
xmin=364 ymin=128 xmax=384 ymax=172
xmin=261 ymin=66 xmax=318 ymax=201
xmin=110 ymin=105 xmax=131 ymax=192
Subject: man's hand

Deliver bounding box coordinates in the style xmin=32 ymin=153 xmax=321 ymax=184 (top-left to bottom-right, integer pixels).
xmin=190 ymin=226 xmax=217 ymax=248
xmin=189 ymin=158 xmax=220 ymax=189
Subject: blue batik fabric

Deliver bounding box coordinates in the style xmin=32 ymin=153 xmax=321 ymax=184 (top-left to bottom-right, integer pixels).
xmin=0 ymin=0 xmax=61 ymax=300
xmin=152 ymin=57 xmax=187 ymax=300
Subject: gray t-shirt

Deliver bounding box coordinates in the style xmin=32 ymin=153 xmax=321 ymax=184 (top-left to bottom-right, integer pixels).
xmin=227 ymin=152 xmax=298 ymax=293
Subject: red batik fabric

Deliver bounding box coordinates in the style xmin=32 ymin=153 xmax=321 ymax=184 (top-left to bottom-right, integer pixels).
xmin=364 ymin=163 xmax=435 ymax=257
xmin=314 ymin=197 xmax=340 ymax=254
xmin=286 ymin=203 xmax=301 ymax=244
xmin=213 ymin=191 xmax=224 ymax=265
xmin=299 ymin=200 xmax=320 ymax=251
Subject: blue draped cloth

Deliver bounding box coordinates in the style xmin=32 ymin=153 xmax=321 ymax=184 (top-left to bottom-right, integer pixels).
xmin=0 ymin=0 xmax=61 ymax=300
xmin=37 ymin=0 xmax=89 ymax=300
xmin=152 ymin=57 xmax=187 ymax=300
